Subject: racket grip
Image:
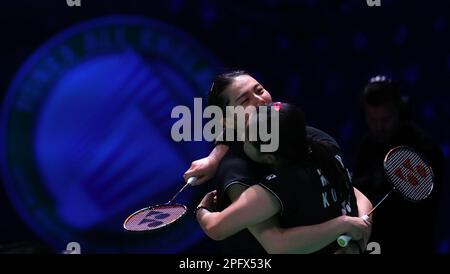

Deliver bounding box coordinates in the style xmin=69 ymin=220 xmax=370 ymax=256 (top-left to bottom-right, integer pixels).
xmin=337 ymin=214 xmax=370 ymax=247
xmin=187 ymin=176 xmax=198 ymax=186
xmin=337 ymin=235 xmax=352 ymax=247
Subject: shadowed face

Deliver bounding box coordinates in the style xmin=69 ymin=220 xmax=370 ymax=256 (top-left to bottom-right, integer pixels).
xmin=365 ymin=103 xmax=400 ymax=143
xmin=243 ymin=140 xmax=276 ymax=165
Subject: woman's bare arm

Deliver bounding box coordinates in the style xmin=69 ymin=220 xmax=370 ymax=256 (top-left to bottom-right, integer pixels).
xmin=354 ymin=187 xmax=373 ymax=248
xmin=184 ymin=144 xmax=229 ymax=184
xmin=196 ymin=184 xmax=369 ymax=253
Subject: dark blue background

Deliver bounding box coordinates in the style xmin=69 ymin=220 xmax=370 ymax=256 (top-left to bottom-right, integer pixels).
xmin=0 ymin=0 xmax=449 ymax=253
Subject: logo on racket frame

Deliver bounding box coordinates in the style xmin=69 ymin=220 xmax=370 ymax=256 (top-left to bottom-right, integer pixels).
xmin=124 ymin=204 xmax=188 ymax=232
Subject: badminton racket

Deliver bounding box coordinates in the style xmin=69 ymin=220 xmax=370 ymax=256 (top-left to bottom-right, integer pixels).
xmin=123 ymin=176 xmax=198 ymax=232
xmin=337 ymin=146 xmax=434 ymax=247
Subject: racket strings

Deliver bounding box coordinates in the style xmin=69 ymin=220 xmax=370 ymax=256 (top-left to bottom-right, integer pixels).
xmin=385 ymin=147 xmax=433 ymax=201
xmin=124 ymin=204 xmax=187 ymax=231
xmin=336 ymin=146 xmax=435 ymax=248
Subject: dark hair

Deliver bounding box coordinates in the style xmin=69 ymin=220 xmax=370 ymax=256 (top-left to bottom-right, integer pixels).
xmin=248 ymin=102 xmax=351 ymax=199
xmin=362 ymin=75 xmax=401 ymax=108
xmin=362 ymin=75 xmax=412 ymax=121
xmin=248 ymin=102 xmax=307 ymax=162
xmin=208 ymin=70 xmax=248 ymax=112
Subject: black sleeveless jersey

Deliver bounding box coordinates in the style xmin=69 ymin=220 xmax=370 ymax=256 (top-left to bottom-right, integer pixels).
xmin=259 ymin=144 xmax=359 ymax=253
xmin=213 ymin=127 xmax=355 ymax=254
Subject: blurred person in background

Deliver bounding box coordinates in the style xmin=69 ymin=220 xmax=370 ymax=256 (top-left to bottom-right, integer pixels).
xmin=352 ymin=75 xmax=444 ymax=254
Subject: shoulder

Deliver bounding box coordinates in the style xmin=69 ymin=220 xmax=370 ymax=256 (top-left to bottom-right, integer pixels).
xmin=216 ymin=148 xmax=260 ymax=190
xmin=306 ymin=126 xmax=340 ymax=150
xmin=404 ymin=123 xmax=436 ymax=141
xmin=402 ymin=123 xmax=442 ymax=153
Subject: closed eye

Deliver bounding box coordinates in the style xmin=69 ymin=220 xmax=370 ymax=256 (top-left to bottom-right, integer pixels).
xmin=255 ymin=88 xmax=264 ymax=95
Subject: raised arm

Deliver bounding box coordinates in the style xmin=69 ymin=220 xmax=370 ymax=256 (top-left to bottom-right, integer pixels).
xmin=184 ymin=144 xmax=229 ymax=185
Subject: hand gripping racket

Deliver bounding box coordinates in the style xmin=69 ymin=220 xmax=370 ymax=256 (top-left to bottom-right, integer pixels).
xmin=123 ymin=176 xmax=198 ymax=232
xmin=337 ymin=146 xmax=434 ymax=247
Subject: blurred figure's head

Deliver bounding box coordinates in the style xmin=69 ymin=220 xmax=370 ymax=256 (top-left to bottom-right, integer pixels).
xmin=362 ymin=75 xmax=403 ymax=143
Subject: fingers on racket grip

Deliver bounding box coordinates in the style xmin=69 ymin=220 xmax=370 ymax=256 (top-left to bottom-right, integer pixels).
xmin=337 ymin=235 xmax=352 ymax=247
xmin=187 ymin=176 xmax=198 ymax=186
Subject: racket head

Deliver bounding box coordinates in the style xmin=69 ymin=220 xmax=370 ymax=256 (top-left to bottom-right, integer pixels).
xmin=123 ymin=203 xmax=187 ymax=232
xmin=384 ymin=146 xmax=434 ymax=202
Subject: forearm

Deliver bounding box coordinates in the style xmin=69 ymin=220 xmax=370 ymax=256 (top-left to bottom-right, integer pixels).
xmin=196 ymin=185 xmax=280 ymax=241
xmin=209 ymin=144 xmax=229 ymax=163
xmin=184 ymin=144 xmax=229 ymax=184
xmin=250 ymin=215 xmax=350 ymax=254
xmin=196 ymin=184 xmax=247 ymax=241
xmin=197 ymin=207 xmax=270 ymax=241
xmin=196 ymin=209 xmax=231 ymax=241
xmin=354 ymin=187 xmax=372 ymax=219
xmin=354 ymin=187 xmax=373 ymax=249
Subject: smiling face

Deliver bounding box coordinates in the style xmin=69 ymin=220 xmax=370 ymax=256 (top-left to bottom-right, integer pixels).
xmin=223 ymin=75 xmax=273 ymax=110
xmin=221 ymin=75 xmax=273 ymax=128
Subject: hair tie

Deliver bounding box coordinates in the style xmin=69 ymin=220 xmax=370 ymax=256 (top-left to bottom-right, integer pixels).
xmin=273 ymin=102 xmax=282 ymax=111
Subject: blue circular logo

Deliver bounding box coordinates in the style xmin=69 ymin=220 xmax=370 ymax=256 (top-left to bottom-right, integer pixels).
xmin=1 ymin=16 xmax=220 ymax=252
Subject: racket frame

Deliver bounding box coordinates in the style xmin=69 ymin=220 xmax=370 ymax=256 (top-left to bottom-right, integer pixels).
xmin=383 ymin=146 xmax=434 ymax=203
xmin=123 ymin=203 xmax=188 ymax=233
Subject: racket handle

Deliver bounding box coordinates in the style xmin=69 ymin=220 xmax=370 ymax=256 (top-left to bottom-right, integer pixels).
xmin=337 ymin=235 xmax=352 ymax=247
xmin=361 ymin=214 xmax=369 ymax=222
xmin=337 ymin=214 xmax=370 ymax=247
xmin=187 ymin=176 xmax=198 ymax=186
